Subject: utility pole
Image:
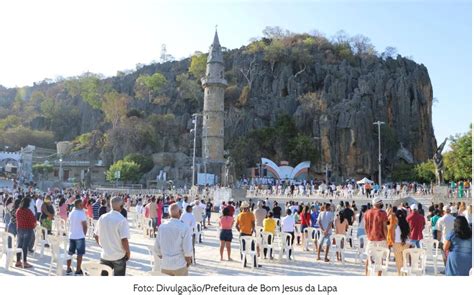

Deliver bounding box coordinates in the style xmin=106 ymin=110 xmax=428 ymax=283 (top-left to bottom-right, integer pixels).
xmin=191 ymin=113 xmax=201 ymax=187
xmin=373 ymin=121 xmax=385 ymax=186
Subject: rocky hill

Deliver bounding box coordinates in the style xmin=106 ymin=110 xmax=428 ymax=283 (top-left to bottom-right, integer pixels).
xmin=0 ymin=30 xmax=437 ymax=184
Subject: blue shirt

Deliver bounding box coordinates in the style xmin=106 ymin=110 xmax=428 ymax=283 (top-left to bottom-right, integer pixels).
xmin=311 ymin=211 xmax=320 ymax=228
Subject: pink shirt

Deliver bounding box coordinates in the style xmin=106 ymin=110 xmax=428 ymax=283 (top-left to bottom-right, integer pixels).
xmin=219 ymin=216 xmax=234 ymax=230
xmin=58 ymin=204 xmax=68 ymax=220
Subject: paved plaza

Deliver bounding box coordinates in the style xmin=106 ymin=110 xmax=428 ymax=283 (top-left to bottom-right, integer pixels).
xmin=0 ymin=194 xmax=446 ymax=276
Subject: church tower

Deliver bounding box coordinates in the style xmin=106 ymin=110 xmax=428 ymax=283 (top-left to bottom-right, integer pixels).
xmin=201 ymin=30 xmax=227 ymax=181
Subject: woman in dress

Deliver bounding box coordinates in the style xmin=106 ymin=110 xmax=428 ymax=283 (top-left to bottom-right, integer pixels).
xmin=40 ymin=195 xmax=55 ymax=234
xmin=218 ymin=206 xmax=234 ymax=261
xmin=334 ymin=211 xmax=348 ymax=261
xmin=444 ymin=216 xmax=472 ymax=276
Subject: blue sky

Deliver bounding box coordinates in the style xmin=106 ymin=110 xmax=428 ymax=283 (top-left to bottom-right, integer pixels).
xmin=0 ymin=0 xmax=471 ymax=144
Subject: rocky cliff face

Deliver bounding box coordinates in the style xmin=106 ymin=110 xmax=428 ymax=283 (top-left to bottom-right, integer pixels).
xmin=220 ymin=48 xmax=436 ymax=180
xmin=0 ymin=37 xmax=437 ymax=184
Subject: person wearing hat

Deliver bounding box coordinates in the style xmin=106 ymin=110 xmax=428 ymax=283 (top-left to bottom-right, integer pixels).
xmin=364 ymin=197 xmax=388 ymax=276
xmin=406 ymin=203 xmax=425 ymax=248
xmin=236 ymin=201 xmax=257 ymax=267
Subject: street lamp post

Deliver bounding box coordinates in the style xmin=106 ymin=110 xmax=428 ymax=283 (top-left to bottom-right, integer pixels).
xmin=373 ymin=121 xmax=385 ymax=186
xmin=59 ymin=157 xmax=63 ymax=187
xmin=191 ymin=113 xmax=202 ymax=187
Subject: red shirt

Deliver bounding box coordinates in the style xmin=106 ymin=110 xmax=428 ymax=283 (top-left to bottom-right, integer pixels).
xmin=406 ymin=211 xmax=425 ymax=240
xmin=364 ymin=208 xmax=388 ymax=241
xmin=300 ymin=212 xmax=311 ymax=226
xmin=16 ymin=208 xmax=37 ymax=230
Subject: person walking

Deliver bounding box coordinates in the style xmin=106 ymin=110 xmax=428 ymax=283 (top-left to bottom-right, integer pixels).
xmin=155 ymin=203 xmax=193 ymax=276
xmin=66 ymin=199 xmax=88 ymax=275
xmin=281 ymin=208 xmax=296 ymax=260
xmin=94 ymin=197 xmax=130 ymax=276
xmin=15 ymin=197 xmax=36 ymax=268
xmin=218 ymin=207 xmax=234 ymax=261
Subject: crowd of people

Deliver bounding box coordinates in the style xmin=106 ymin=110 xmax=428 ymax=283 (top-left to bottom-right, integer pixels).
xmin=245 ymin=179 xmax=443 ymax=199
xmin=0 ymin=186 xmax=472 ymax=276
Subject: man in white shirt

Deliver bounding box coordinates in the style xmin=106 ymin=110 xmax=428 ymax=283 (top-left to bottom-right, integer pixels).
xmin=181 ymin=205 xmax=196 ymax=229
xmin=281 ymin=208 xmax=296 ymax=259
xmin=192 ymin=200 xmax=205 ymax=241
xmin=94 ymin=196 xmax=130 ymax=276
xmin=436 ymin=206 xmax=455 ymax=265
xmin=155 ymin=203 xmax=193 ymax=276
xmin=317 ymin=203 xmax=334 ymax=262
xmin=66 ymin=199 xmax=88 ymax=275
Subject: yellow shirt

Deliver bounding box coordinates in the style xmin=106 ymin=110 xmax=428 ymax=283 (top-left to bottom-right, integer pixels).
xmin=263 ymin=218 xmax=276 ymax=234
xmin=237 ymin=211 xmax=255 ymax=235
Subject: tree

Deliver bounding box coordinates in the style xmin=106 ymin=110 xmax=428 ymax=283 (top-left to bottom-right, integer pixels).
xmin=106 ymin=160 xmax=141 ymax=183
xmin=124 ymin=153 xmax=154 ymax=174
xmin=264 ymin=39 xmax=286 ymax=72
xmin=32 ymin=163 xmax=53 ymax=180
xmin=262 ymin=26 xmax=292 ymax=39
xmin=414 ymin=160 xmax=436 ymax=183
xmin=64 ymin=73 xmax=106 ymax=109
xmin=444 ymin=125 xmax=472 ymax=181
xmin=381 ymin=46 xmax=398 ymax=59
xmin=102 ymin=91 xmax=129 ymax=129
xmin=391 ymin=163 xmax=416 ymax=182
xmin=350 ymin=34 xmax=377 ymax=56
xmin=134 ymin=73 xmax=167 ymax=102
xmin=188 ymin=53 xmax=207 ymax=79
xmin=288 ymin=134 xmax=318 ymax=166
xmin=176 ymin=73 xmax=203 ymax=102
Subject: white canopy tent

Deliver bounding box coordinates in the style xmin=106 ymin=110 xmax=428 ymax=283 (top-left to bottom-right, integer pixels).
xmin=356 ymin=177 xmax=374 ymax=185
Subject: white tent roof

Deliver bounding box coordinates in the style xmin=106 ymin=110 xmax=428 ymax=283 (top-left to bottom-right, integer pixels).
xmin=357 ymin=177 xmax=374 ymax=184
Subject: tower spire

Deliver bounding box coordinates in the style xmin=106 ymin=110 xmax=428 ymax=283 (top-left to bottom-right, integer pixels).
xmin=208 ymin=27 xmax=223 ymax=64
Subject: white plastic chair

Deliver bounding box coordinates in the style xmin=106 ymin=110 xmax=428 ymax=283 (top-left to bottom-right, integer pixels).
xmin=401 ymin=248 xmax=427 ymax=276
xmin=255 ymin=226 xmax=264 ymax=249
xmin=239 ymin=236 xmax=258 ymax=269
xmin=32 ymin=225 xmax=48 ymax=258
xmin=147 ymin=245 xmax=162 ymax=271
xmin=87 ymin=218 xmax=97 ymax=239
xmin=47 ymin=235 xmax=69 ymax=276
xmin=261 ymin=232 xmax=274 ymax=259
xmin=82 ymin=261 xmax=114 ymax=276
xmin=0 ymin=232 xmax=23 ymax=271
xmin=303 ymin=227 xmax=316 ymax=251
xmin=331 ymin=234 xmax=346 ymax=264
xmin=356 ymin=235 xmax=368 ymax=264
xmin=367 ymin=247 xmax=390 ymax=276
xmin=53 ymin=218 xmax=68 ymax=236
xmin=194 ymin=223 xmax=203 ymax=243
xmin=279 ymin=232 xmax=295 ymax=261
xmin=345 ymin=226 xmax=354 ymax=248
xmin=294 ymin=224 xmax=302 ymax=245
xmin=421 ymin=238 xmax=440 ymax=275
xmin=144 ymin=218 xmax=155 ymax=238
